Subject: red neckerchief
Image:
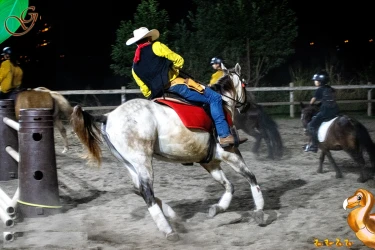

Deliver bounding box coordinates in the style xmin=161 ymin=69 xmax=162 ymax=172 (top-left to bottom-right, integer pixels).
xmin=133 ymin=42 xmax=151 ymax=63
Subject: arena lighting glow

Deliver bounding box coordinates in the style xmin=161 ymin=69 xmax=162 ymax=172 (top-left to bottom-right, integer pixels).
xmin=0 ymin=0 xmax=29 ymax=44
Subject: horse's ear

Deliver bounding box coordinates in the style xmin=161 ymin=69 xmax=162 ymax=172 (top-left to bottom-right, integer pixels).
xmin=300 ymin=101 xmax=305 ymax=109
xmin=235 ymin=63 xmax=241 ymax=75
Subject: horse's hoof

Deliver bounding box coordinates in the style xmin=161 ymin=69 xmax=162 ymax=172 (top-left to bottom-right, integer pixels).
xmin=336 ymin=173 xmax=343 ymax=179
xmin=208 ymin=205 xmax=220 ymax=218
xmin=166 ymin=232 xmax=179 ymax=242
xmin=317 ymin=170 xmax=323 ymax=174
xmin=62 ymin=147 xmax=68 ymax=154
xmin=267 ymin=155 xmax=274 ymax=160
xmin=357 ymin=177 xmax=366 ymax=183
xmin=253 ymin=209 xmax=265 ymax=225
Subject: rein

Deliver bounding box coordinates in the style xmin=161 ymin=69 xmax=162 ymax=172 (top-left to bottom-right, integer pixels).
xmin=226 ymin=71 xmax=249 ymax=112
xmin=180 ymin=68 xmax=248 ymax=111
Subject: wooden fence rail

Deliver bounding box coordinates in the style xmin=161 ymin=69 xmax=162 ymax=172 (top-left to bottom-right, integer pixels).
xmin=56 ymin=82 xmax=374 ymax=118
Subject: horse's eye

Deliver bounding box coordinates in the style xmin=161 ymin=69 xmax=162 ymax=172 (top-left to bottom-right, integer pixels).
xmin=357 ymin=195 xmax=362 ymax=201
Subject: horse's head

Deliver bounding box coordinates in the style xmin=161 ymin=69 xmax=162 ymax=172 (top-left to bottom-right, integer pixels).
xmin=226 ymin=63 xmax=247 ymax=105
xmin=209 ymin=72 xmax=237 ymax=116
xmin=211 ymin=63 xmax=248 ymax=114
xmin=300 ymin=102 xmax=320 ymax=129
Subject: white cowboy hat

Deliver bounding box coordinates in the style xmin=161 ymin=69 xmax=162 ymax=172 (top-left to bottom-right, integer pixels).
xmin=126 ymin=27 xmax=160 ymax=46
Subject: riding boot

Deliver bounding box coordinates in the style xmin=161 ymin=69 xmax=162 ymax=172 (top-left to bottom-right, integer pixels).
xmin=219 ymin=134 xmax=248 ymax=147
xmin=307 ymin=131 xmax=318 ymax=153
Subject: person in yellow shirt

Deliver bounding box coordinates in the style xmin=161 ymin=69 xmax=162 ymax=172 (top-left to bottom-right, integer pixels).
xmin=0 ymin=47 xmax=23 ymax=100
xmin=209 ymin=57 xmax=225 ymax=86
xmin=126 ymin=27 xmax=246 ymax=147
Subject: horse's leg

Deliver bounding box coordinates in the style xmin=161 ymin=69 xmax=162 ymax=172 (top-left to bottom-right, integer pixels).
xmin=325 ymin=150 xmax=343 ymax=178
xmin=246 ymin=128 xmax=262 ymax=155
xmin=262 ymin=131 xmax=274 ymax=159
xmin=220 ymin=148 xmax=264 ymax=224
xmin=125 ymin=163 xmax=179 ymax=241
xmin=54 ymin=117 xmax=69 ymax=153
xmin=347 ymin=150 xmax=367 ymax=183
xmin=155 ymin=197 xmax=178 ymax=221
xmin=317 ymin=151 xmax=326 ymax=173
xmin=200 ymin=161 xmax=234 ymax=218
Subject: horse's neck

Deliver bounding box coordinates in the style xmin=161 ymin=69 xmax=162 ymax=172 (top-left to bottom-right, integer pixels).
xmin=224 ymin=105 xmax=234 ymax=120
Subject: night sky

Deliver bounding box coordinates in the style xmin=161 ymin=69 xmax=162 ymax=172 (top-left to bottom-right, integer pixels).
xmin=1 ymin=0 xmax=374 ymax=89
xmin=45 ymin=0 xmax=373 ymax=57
xmin=54 ymin=0 xmax=374 ymax=55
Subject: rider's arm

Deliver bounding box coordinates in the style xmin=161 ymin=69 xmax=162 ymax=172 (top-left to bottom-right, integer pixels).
xmin=0 ymin=61 xmax=12 ymax=93
xmin=152 ymin=41 xmax=184 ymax=81
xmin=132 ymin=68 xmax=151 ymax=98
xmin=310 ymin=97 xmax=316 ymax=104
xmin=209 ymin=70 xmax=224 ymax=85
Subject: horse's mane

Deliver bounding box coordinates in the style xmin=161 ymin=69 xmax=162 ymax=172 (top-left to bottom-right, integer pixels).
xmin=209 ymin=74 xmax=236 ymax=105
xmin=304 ymin=104 xmax=320 ymax=115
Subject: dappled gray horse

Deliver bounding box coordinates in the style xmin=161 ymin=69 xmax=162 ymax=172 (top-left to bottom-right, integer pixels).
xmin=70 ymin=65 xmax=265 ymax=241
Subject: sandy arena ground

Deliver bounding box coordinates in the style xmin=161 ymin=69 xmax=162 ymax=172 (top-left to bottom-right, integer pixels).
xmin=0 ymin=116 xmax=374 ymax=250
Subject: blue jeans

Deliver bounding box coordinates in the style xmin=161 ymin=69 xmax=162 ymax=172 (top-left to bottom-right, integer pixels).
xmin=168 ymin=84 xmax=231 ymax=138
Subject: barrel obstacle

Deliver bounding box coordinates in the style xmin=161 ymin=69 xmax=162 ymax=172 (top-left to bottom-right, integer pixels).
xmin=0 ymin=99 xmax=62 ymax=241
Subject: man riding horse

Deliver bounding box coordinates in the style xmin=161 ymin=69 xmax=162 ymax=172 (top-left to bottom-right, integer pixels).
xmin=0 ymin=47 xmax=23 ymax=100
xmin=305 ymin=71 xmax=339 ymax=153
xmin=126 ymin=27 xmax=247 ymax=147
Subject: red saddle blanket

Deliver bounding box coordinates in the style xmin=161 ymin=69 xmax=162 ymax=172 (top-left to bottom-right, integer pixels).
xmin=154 ymin=98 xmax=233 ymax=132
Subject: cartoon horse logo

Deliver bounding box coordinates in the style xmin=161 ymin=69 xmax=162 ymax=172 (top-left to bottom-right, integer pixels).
xmin=343 ymin=188 xmax=375 ymax=249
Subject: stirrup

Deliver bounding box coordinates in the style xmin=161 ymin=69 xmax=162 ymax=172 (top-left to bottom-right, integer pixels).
xmin=306 ymin=145 xmax=318 ymax=153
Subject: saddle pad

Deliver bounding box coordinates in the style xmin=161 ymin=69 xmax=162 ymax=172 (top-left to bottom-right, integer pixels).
xmin=154 ymin=98 xmax=233 ymax=132
xmin=318 ymin=117 xmax=338 ymax=142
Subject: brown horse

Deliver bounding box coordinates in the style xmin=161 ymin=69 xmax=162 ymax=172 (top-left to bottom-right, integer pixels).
xmin=222 ymin=63 xmax=283 ymax=160
xmin=234 ymin=101 xmax=283 ymax=159
xmin=300 ymin=102 xmax=375 ymax=182
xmin=15 ymin=87 xmax=73 ymax=153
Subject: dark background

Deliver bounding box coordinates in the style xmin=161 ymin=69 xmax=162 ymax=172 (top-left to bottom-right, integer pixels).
xmin=1 ymin=0 xmax=374 ymax=90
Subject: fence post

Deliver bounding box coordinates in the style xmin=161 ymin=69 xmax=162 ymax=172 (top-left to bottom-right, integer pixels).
xmin=0 ymin=100 xmax=18 ymax=181
xmin=289 ymin=82 xmax=294 ymax=118
xmin=368 ymin=82 xmax=372 ymax=117
xmin=121 ymin=86 xmax=126 ymax=103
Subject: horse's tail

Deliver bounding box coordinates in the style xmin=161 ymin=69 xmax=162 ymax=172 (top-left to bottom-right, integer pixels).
xmin=256 ymin=104 xmax=284 ymax=159
xmin=70 ymin=105 xmax=106 ymax=166
xmin=353 ymin=118 xmax=375 ymax=168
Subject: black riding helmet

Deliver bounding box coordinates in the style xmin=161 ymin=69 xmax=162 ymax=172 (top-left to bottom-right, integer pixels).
xmin=312 ymin=71 xmax=329 ymax=85
xmin=210 ymin=57 xmax=223 ymax=65
xmin=1 ymin=47 xmax=12 ymax=56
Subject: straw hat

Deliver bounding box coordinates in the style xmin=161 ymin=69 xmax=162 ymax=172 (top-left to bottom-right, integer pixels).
xmin=126 ymin=27 xmax=160 ymax=46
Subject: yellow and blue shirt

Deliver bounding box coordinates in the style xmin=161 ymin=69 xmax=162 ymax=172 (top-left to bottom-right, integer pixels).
xmin=209 ymin=70 xmax=224 ymax=86
xmin=132 ymin=41 xmax=184 ymax=98
xmin=0 ymin=60 xmax=23 ymax=93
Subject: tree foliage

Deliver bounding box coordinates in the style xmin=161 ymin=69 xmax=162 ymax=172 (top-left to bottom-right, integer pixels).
xmin=110 ymin=0 xmax=169 ymax=88
xmin=173 ymin=0 xmax=298 ymax=86
xmin=111 ymin=0 xmax=298 ymax=88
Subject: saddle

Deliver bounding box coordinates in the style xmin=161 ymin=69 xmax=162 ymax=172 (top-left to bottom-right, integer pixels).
xmin=152 ymin=93 xmax=236 ymax=164
xmin=153 ymin=93 xmax=233 ymax=133
xmin=317 ymin=116 xmax=338 ymax=142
